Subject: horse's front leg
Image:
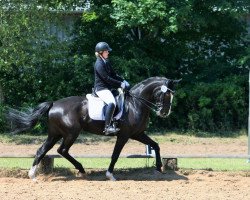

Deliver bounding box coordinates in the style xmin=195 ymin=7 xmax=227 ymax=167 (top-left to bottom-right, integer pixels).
xmin=131 ymin=133 xmax=162 ymax=172
xmin=107 ymin=135 xmax=129 ymax=181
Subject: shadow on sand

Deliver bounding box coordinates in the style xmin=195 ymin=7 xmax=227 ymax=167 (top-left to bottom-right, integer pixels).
xmin=47 ymin=167 xmax=188 ymax=182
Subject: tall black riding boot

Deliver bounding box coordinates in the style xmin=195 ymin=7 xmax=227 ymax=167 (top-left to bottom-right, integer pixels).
xmin=104 ymin=103 xmax=119 ymax=135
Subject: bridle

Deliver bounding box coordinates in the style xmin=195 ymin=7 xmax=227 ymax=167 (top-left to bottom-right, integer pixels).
xmin=127 ymin=84 xmax=175 ymax=113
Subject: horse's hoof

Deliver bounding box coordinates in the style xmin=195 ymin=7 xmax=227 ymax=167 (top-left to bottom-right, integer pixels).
xmin=28 ymin=173 xmax=35 ymax=180
xmin=28 ymin=173 xmax=37 ymax=182
xmin=154 ymin=169 xmax=163 ymax=175
xmin=76 ymin=172 xmax=87 ymax=178
xmin=106 ymin=171 xmax=117 ymax=181
xmin=32 ymin=178 xmax=38 ymax=182
xmin=28 ymin=165 xmax=37 ymax=181
xmin=157 ymin=166 xmax=164 ymax=173
xmin=28 ymin=173 xmax=38 ymax=182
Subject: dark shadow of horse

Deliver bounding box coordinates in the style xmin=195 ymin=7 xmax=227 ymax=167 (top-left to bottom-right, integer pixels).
xmin=47 ymin=167 xmax=188 ymax=182
xmin=7 ymin=76 xmax=181 ymax=180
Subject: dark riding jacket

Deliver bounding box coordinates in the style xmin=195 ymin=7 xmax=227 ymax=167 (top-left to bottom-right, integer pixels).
xmin=94 ymin=57 xmax=124 ymax=92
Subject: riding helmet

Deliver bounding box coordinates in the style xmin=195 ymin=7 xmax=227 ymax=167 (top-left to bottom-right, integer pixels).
xmin=95 ymin=42 xmax=112 ymax=52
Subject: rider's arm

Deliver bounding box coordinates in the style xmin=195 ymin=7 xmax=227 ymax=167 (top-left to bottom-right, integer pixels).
xmin=95 ymin=61 xmax=123 ymax=88
xmin=107 ymin=62 xmax=124 ymax=82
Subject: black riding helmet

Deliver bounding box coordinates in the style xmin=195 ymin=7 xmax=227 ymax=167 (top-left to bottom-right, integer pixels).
xmin=95 ymin=42 xmax=112 ymax=52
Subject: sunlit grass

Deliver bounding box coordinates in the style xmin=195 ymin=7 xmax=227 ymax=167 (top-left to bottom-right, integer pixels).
xmin=178 ymin=158 xmax=250 ymax=171
xmin=0 ymin=157 xmax=249 ymax=171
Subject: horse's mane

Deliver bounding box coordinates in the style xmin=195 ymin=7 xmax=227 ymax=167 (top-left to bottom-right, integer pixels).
xmin=131 ymin=76 xmax=168 ymax=91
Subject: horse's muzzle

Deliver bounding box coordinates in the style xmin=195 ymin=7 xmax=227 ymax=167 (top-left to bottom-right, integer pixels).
xmin=156 ymin=110 xmax=169 ymax=118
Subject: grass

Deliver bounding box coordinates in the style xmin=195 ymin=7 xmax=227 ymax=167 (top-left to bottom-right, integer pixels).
xmin=0 ymin=157 xmax=249 ymax=171
xmin=178 ymin=158 xmax=250 ymax=171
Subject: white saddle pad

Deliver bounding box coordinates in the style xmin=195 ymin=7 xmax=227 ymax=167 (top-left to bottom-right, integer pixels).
xmin=86 ymin=92 xmax=124 ymax=121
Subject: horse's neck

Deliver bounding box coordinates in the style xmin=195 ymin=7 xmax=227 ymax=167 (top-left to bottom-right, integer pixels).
xmin=128 ymin=82 xmax=158 ymax=116
xmin=134 ymin=82 xmax=158 ymax=101
xmin=125 ymin=80 xmax=163 ymax=129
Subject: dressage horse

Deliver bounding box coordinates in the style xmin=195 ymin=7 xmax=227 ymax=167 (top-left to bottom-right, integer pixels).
xmin=7 ymin=77 xmax=180 ymax=181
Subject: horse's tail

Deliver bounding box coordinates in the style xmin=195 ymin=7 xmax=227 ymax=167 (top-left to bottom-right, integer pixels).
xmin=6 ymin=102 xmax=53 ymax=134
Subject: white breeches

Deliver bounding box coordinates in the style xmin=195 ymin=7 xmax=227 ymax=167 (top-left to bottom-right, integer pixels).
xmin=96 ymin=89 xmax=116 ymax=106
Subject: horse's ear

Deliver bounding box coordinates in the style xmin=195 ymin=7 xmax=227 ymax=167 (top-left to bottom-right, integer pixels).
xmin=173 ymin=79 xmax=182 ymax=84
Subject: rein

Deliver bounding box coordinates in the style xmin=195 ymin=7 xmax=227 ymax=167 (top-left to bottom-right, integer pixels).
xmin=128 ymin=91 xmax=160 ymax=112
xmin=127 ymin=89 xmax=173 ymax=113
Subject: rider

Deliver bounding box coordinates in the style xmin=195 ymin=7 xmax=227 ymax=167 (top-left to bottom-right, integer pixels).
xmin=94 ymin=42 xmax=130 ymax=136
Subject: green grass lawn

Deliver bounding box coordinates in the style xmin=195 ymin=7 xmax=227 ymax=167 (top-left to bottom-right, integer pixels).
xmin=0 ymin=157 xmax=249 ymax=171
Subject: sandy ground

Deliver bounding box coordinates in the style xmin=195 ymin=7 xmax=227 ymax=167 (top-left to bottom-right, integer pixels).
xmin=0 ymin=170 xmax=249 ymax=200
xmin=0 ymin=135 xmax=249 ymax=200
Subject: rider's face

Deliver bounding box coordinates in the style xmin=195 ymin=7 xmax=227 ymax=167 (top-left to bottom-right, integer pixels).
xmin=102 ymin=50 xmax=109 ymax=59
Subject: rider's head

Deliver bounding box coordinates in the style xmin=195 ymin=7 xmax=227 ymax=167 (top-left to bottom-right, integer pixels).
xmin=95 ymin=42 xmax=112 ymax=59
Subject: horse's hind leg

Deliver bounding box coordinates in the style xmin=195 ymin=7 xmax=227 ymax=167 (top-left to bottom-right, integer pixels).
xmin=28 ymin=135 xmax=61 ymax=180
xmin=57 ymin=133 xmax=85 ymax=176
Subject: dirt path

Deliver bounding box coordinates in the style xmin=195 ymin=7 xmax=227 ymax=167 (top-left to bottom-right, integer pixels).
xmin=0 ymin=135 xmax=248 ymax=156
xmin=0 ymin=170 xmax=249 ymax=200
xmin=0 ymin=135 xmax=249 ymax=200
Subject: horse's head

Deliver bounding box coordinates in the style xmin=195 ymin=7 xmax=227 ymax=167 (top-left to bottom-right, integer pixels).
xmin=130 ymin=77 xmax=181 ymax=118
xmin=153 ymin=79 xmax=181 ymax=118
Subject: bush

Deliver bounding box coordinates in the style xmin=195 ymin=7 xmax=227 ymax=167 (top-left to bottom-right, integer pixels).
xmin=0 ymin=1 xmax=249 ymax=135
xmin=0 ymin=104 xmax=7 ymax=133
xmin=161 ymin=75 xmax=248 ymax=135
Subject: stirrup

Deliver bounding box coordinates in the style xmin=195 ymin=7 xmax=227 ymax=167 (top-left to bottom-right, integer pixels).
xmin=104 ymin=126 xmax=120 ymax=135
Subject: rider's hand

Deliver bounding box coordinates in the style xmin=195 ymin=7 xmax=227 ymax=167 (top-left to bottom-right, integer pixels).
xmin=121 ymin=80 xmax=130 ymax=90
xmin=124 ymin=80 xmax=130 ymax=88
xmin=121 ymin=81 xmax=126 ymax=89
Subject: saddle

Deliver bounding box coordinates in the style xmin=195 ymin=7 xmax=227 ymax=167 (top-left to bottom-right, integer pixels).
xmin=86 ymin=88 xmax=125 ymax=121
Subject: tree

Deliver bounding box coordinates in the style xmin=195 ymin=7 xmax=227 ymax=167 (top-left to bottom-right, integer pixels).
xmin=111 ymin=0 xmax=249 ymax=82
xmin=72 ymin=0 xmax=249 ymax=132
xmin=0 ymin=0 xmax=74 ymax=106
xmin=0 ymin=0 xmax=249 ymax=133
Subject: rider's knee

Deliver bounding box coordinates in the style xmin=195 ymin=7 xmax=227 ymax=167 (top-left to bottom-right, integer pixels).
xmin=108 ymin=102 xmax=116 ymax=108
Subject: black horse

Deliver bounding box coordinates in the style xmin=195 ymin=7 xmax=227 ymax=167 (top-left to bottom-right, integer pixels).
xmin=7 ymin=77 xmax=180 ymax=181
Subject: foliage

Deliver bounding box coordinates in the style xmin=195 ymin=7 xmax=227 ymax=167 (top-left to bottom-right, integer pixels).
xmin=178 ymin=76 xmax=247 ymax=133
xmin=0 ymin=0 xmax=249 ymax=135
xmin=1 ymin=1 xmax=67 ymax=105
xmin=0 ymin=104 xmax=6 ymax=132
xmin=112 ymin=0 xmax=174 ymax=33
